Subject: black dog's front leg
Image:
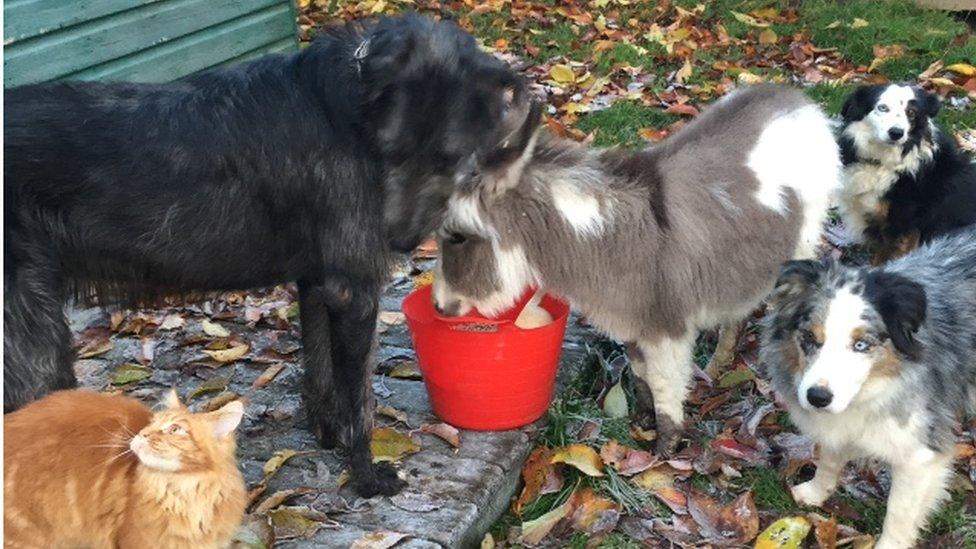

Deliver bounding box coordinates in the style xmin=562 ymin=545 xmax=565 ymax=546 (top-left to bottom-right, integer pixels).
xmin=299 ymin=277 xmax=406 ymax=497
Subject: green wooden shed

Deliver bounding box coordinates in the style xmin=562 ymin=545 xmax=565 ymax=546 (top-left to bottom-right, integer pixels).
xmin=3 ymin=0 xmax=300 ymax=88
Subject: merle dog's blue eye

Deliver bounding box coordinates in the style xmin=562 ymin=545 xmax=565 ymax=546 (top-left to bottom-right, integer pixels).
xmin=853 ymin=340 xmax=871 ymax=352
xmin=877 ymin=104 xmax=889 ymax=113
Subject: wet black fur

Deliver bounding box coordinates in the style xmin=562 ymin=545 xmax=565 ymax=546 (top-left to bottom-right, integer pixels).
xmin=839 ymin=84 xmax=976 ymax=248
xmin=4 ymin=14 xmax=529 ymax=497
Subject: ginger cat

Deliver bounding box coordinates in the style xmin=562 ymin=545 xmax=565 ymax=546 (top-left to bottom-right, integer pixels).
xmin=4 ymin=389 xmax=247 ymax=549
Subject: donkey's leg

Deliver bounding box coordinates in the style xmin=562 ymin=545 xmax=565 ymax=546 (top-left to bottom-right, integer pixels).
xmin=3 ymin=256 xmax=74 ymax=412
xmin=703 ymin=320 xmax=744 ymax=379
xmin=625 ymin=342 xmax=655 ymax=431
xmin=636 ymin=332 xmax=696 ymax=456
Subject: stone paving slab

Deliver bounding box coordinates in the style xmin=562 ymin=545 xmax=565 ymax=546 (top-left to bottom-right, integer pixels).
xmin=66 ymin=269 xmax=594 ymax=548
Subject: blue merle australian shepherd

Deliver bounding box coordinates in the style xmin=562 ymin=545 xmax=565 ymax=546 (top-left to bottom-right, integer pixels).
xmin=835 ymin=84 xmax=976 ymax=264
xmin=761 ymin=228 xmax=976 ymax=549
xmin=3 ymin=15 xmax=537 ymax=496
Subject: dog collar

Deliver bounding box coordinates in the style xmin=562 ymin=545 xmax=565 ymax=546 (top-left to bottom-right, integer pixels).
xmin=353 ymin=37 xmax=371 ymax=78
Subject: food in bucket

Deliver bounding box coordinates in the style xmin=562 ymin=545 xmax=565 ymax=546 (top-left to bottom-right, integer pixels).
xmin=514 ymin=289 xmax=554 ymax=329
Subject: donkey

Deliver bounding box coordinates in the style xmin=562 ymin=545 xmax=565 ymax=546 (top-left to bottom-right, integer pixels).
xmin=432 ymin=85 xmax=841 ymax=454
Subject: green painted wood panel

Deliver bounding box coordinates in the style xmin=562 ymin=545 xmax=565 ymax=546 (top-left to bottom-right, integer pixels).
xmin=4 ymin=0 xmax=298 ymax=87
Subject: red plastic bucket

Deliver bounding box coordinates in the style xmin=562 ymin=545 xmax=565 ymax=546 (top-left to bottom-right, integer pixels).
xmin=402 ymin=285 xmax=569 ymax=430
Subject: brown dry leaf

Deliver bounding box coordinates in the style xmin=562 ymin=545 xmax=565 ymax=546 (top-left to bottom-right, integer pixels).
xmin=159 ymin=314 xmax=185 ymax=331
xmin=349 ymin=530 xmax=410 ymax=549
xmin=868 ymin=44 xmax=906 ymax=72
xmin=110 ymin=362 xmax=152 ymax=386
xmin=675 ymin=59 xmax=693 ymax=85
xmin=201 ymin=318 xmax=231 ymax=338
xmin=419 ymin=422 xmax=461 ymax=448
xmin=515 ymin=447 xmax=556 ymax=515
xmin=632 ymin=468 xmax=688 ymax=514
xmin=639 ymin=127 xmax=669 ymax=142
xmin=814 ymin=515 xmax=838 ymax=549
xmin=550 ymin=444 xmax=605 ymax=477
xmin=254 ymin=488 xmax=316 ymax=515
xmin=203 ymin=343 xmax=249 ymax=363
xmin=232 ymin=513 xmax=275 ymax=549
xmin=377 ymin=311 xmax=405 ymax=326
xmin=519 ymin=495 xmax=575 ymax=545
xmin=687 ymin=490 xmax=759 ymax=544
xmin=202 ymin=391 xmax=240 ymax=412
xmin=371 ymin=427 xmax=421 ymax=463
xmin=665 ymin=103 xmax=700 ymax=117
xmin=376 ymin=404 xmax=409 ymax=424
xmin=252 ymin=363 xmax=287 ymax=389
xmin=189 ymin=376 xmax=231 ymax=400
xmin=269 ymin=506 xmax=335 ymax=540
xmin=599 ymin=440 xmax=656 ymax=475
xmin=919 ymin=60 xmax=945 ymax=80
xmin=568 ymin=488 xmax=621 ymax=535
xmin=77 ymin=336 xmax=113 ymax=359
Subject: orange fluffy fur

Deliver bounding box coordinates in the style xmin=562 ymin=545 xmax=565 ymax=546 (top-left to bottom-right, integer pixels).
xmin=4 ymin=389 xmax=247 ymax=548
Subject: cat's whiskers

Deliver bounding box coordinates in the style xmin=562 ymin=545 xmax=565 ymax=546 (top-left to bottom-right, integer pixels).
xmin=101 ymin=448 xmax=134 ymax=468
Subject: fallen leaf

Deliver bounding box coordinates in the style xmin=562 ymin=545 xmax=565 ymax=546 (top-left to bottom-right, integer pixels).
xmin=755 ymin=516 xmax=812 ymax=549
xmin=77 ymin=336 xmax=113 ymax=359
xmin=758 ymin=29 xmax=778 ymax=45
xmin=351 ymin=531 xmax=409 ymax=549
xmin=710 ymin=436 xmax=763 ymax=464
xmin=824 ymin=20 xmax=842 ymax=29
xmin=204 ymin=343 xmax=249 ymax=363
xmin=377 ymin=311 xmax=405 ymax=325
xmin=371 ymin=427 xmax=421 ymax=463
xmin=413 ymin=271 xmax=435 ymax=288
xmin=111 ymin=362 xmax=152 ymax=386
xmin=738 ymin=71 xmax=765 ymax=85
xmin=851 ymin=18 xmax=869 ymax=28
xmin=269 ymin=506 xmax=334 ymax=540
xmin=277 ymin=302 xmax=300 ymax=321
xmin=664 ymin=103 xmax=700 ymax=116
xmin=201 ymin=318 xmax=231 ymax=337
xmin=254 ymin=488 xmax=316 ymax=515
xmin=480 ymin=532 xmax=494 ymax=549
xmin=632 ymin=468 xmax=688 ymax=514
xmin=189 ymin=376 xmax=231 ymax=400
xmin=390 ymin=491 xmax=444 ymax=512
xmin=602 ymin=380 xmax=629 ymax=418
xmin=376 ymin=404 xmax=409 ymax=424
xmin=516 ymin=447 xmax=556 ymax=515
xmin=946 ymin=63 xmax=976 ymax=77
xmin=159 ymin=314 xmax=185 ymax=331
xmin=202 ymin=391 xmax=240 ymax=412
xmin=520 ymin=495 xmax=574 ymax=545
xmin=252 ymin=363 xmax=286 ymax=389
xmin=233 ymin=513 xmax=275 ymax=549
xmin=550 ymin=444 xmax=605 ymax=476
xmin=731 ymin=11 xmax=770 ymax=27
xmin=263 ymin=449 xmax=301 ymax=476
xmin=568 ymin=488 xmax=621 ymax=535
xmin=388 ymin=361 xmax=422 ymax=380
xmin=675 ymin=59 xmax=693 ymax=84
xmin=639 ymin=127 xmax=669 ymax=142
xmin=718 ymin=368 xmax=756 ymax=388
xmin=550 ymin=64 xmax=577 ymax=85
xmin=420 ymin=422 xmax=461 ymax=448
xmin=599 ymin=440 xmax=655 ymax=475
xmin=688 ymin=490 xmax=759 ymax=544
xmin=814 ymin=515 xmax=838 ymax=549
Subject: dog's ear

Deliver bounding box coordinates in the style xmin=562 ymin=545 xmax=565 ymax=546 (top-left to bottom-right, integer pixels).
xmin=355 ymin=22 xmax=418 ymax=94
xmin=915 ymin=87 xmax=941 ymax=118
xmin=864 ymin=271 xmax=927 ymax=359
xmin=841 ymin=86 xmax=878 ymax=122
xmin=768 ymin=260 xmax=826 ymax=311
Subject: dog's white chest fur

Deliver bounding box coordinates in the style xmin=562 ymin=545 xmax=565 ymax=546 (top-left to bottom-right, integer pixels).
xmin=836 ymin=163 xmax=900 ymax=241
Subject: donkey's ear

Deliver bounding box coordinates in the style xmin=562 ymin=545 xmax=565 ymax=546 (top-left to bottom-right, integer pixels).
xmin=479 ymin=98 xmax=542 ymax=196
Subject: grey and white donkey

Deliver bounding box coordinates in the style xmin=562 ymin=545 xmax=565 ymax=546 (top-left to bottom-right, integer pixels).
xmin=432 ymin=84 xmax=840 ymax=453
xmin=761 ymin=228 xmax=976 ymax=549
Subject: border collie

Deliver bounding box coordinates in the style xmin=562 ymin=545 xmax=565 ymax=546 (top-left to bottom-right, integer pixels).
xmin=836 ymin=84 xmax=976 ymax=264
xmin=430 ymin=85 xmax=840 ymax=454
xmin=762 ymin=228 xmax=976 ymax=549
xmin=3 ymin=15 xmax=537 ymax=497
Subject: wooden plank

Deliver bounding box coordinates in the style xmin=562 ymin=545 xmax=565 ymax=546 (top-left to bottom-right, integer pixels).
xmin=915 ymin=0 xmax=974 ymax=10
xmin=4 ymin=0 xmax=281 ymax=86
xmin=3 ymin=0 xmax=160 ymax=44
xmin=65 ymin=6 xmax=296 ymax=83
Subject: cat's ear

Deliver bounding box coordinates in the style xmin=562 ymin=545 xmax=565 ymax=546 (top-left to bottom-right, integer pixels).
xmin=210 ymin=400 xmax=244 ymax=438
xmin=163 ymin=388 xmax=183 ymax=409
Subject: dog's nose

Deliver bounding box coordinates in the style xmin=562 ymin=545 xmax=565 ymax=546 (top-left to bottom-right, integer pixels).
xmin=887 ymin=127 xmax=905 ymax=141
xmin=806 ymin=386 xmax=833 ymax=408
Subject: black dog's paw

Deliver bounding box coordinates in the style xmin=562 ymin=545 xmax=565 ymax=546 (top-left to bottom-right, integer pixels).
xmin=352 ymin=462 xmax=407 ymax=497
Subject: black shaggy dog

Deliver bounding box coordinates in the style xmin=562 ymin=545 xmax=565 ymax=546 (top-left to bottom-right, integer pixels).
xmin=4 ymin=14 xmax=537 ymax=496
xmin=835 ymin=83 xmax=976 ymax=264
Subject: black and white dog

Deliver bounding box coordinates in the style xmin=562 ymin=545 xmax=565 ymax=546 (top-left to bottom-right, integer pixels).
xmin=762 ymin=228 xmax=976 ymax=549
xmin=4 ymin=15 xmax=536 ymax=496
xmin=835 ymin=84 xmax=976 ymax=264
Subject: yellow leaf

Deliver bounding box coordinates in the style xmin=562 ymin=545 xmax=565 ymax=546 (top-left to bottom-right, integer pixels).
xmin=550 ymin=444 xmax=605 ymax=476
xmin=412 ymin=271 xmax=434 ymax=288
xmin=562 ymin=102 xmax=590 ymax=115
xmin=754 ymin=516 xmax=812 ymax=549
xmin=297 ymin=0 xmax=311 ymax=8
xmin=750 ymin=7 xmax=779 ymax=20
xmin=388 ymin=361 xmax=422 ymax=379
xmin=731 ymin=11 xmax=769 ymax=27
xmin=758 ymin=29 xmax=778 ymax=45
xmin=203 ymin=343 xmax=249 ymax=363
xmin=188 ymin=376 xmax=230 ymax=400
xmin=368 ymin=0 xmax=387 ymax=14
xmin=371 ymin=427 xmax=421 ymax=463
xmin=549 ymin=64 xmax=577 ymax=85
xmin=201 ymin=318 xmax=230 ymax=338
xmin=824 ymin=20 xmax=842 ymax=29
xmin=376 ymin=404 xmax=409 ymax=424
xmin=480 ymin=532 xmax=495 ymax=549
xmin=737 ymin=71 xmax=765 ymax=85
xmin=675 ymin=59 xmax=693 ymax=84
xmin=263 ymin=449 xmax=300 ymax=476
xmin=851 ymin=18 xmax=869 ymax=28
xmin=519 ymin=495 xmax=574 ymax=544
xmin=929 ymin=77 xmax=960 ymax=88
xmin=947 ymin=63 xmax=976 ymax=77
